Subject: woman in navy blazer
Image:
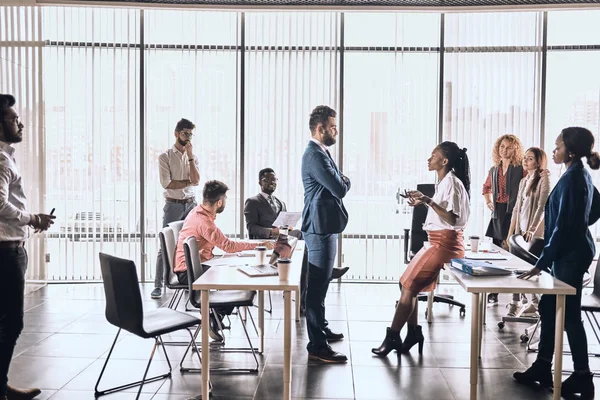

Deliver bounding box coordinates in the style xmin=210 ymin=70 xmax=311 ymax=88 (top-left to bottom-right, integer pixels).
xmin=515 ymin=127 xmax=600 ymax=399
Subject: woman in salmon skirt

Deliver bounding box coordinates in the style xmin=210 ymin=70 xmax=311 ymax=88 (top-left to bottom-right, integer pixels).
xmin=372 ymin=141 xmax=471 ymax=357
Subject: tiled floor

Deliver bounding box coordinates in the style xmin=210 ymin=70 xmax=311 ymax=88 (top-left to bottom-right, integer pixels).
xmin=11 ymin=282 xmax=600 ymax=399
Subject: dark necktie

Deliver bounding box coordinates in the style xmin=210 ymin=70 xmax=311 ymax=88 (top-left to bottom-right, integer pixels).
xmin=268 ymin=195 xmax=278 ymax=213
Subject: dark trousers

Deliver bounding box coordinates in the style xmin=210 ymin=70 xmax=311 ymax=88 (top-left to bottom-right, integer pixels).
xmin=537 ymin=260 xmax=589 ymax=372
xmin=0 ymin=247 xmax=28 ymax=396
xmin=304 ymin=233 xmax=336 ymax=351
xmin=299 ymin=248 xmax=309 ymax=312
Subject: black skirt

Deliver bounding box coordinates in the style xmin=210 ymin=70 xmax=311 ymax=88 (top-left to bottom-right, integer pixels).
xmin=485 ymin=202 xmax=512 ymax=242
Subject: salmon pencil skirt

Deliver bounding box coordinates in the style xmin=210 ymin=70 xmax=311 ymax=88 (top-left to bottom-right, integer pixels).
xmin=400 ymin=229 xmax=464 ymax=293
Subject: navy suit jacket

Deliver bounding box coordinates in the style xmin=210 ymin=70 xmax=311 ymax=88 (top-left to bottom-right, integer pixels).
xmin=536 ymin=159 xmax=600 ymax=272
xmin=301 ymin=141 xmax=351 ymax=234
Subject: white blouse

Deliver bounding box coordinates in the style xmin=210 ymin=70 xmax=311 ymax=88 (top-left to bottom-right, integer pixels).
xmin=422 ymin=171 xmax=470 ymax=231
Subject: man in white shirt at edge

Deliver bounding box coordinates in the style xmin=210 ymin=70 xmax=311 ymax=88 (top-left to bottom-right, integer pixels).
xmin=0 ymin=94 xmax=55 ymax=400
xmin=151 ymin=118 xmax=200 ymax=299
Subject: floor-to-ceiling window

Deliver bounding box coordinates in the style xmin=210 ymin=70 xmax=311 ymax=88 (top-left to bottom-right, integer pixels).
xmin=342 ymin=13 xmax=440 ymax=280
xmin=143 ymin=10 xmax=239 ymax=282
xmin=5 ymin=6 xmax=600 ymax=282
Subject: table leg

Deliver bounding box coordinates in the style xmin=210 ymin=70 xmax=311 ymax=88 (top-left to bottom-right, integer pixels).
xmin=295 ymin=289 xmax=301 ymax=321
xmin=470 ymin=293 xmax=481 ymax=400
xmin=482 ymin=292 xmax=487 ymax=325
xmin=427 ymin=291 xmax=434 ymax=323
xmin=553 ymin=295 xmax=566 ymax=400
xmin=258 ymin=290 xmax=265 ymax=354
xmin=283 ymin=290 xmax=292 ymax=400
xmin=478 ymin=292 xmax=484 ymax=359
xmin=201 ymin=290 xmax=210 ymax=400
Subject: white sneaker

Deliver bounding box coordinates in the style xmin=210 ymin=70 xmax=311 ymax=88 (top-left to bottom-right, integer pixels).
xmin=521 ymin=303 xmax=539 ymax=318
xmin=506 ymin=302 xmax=522 ymax=317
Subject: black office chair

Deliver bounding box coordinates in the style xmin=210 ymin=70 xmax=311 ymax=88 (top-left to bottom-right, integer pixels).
xmin=96 ymin=253 xmax=201 ymax=399
xmin=580 ymin=257 xmax=600 ymax=356
xmin=500 ymin=234 xmax=544 ymax=333
xmin=402 ymin=183 xmax=466 ymax=318
xmin=180 ymin=236 xmax=260 ymax=373
xmin=508 ymin=234 xmax=545 ymax=264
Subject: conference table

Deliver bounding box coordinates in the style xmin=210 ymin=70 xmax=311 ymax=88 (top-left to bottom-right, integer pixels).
xmin=192 ymin=241 xmax=305 ymax=400
xmin=446 ymin=244 xmax=576 ymax=400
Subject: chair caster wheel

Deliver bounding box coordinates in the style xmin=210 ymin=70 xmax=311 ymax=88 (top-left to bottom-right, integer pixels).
xmin=459 ymin=307 xmax=466 ymax=317
xmin=520 ymin=334 xmax=529 ymax=343
xmin=498 ymin=321 xmax=505 ymax=329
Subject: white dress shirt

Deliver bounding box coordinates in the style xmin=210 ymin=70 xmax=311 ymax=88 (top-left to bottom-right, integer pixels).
xmin=0 ymin=141 xmax=31 ymax=241
xmin=310 ymin=138 xmax=328 ymax=154
xmin=158 ymin=145 xmax=199 ymax=200
xmin=422 ymin=171 xmax=470 ymax=231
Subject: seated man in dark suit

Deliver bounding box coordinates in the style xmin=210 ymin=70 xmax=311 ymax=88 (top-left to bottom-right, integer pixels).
xmin=244 ymin=168 xmax=348 ymax=311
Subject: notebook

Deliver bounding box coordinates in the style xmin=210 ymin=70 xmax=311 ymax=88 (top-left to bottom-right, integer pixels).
xmin=237 ymin=264 xmax=279 ymax=277
xmin=450 ymin=258 xmax=512 ymax=276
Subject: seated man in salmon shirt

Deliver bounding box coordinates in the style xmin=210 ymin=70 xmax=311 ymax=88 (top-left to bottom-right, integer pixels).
xmin=174 ymin=179 xmax=273 ymax=283
xmin=174 ymin=180 xmax=273 ymax=342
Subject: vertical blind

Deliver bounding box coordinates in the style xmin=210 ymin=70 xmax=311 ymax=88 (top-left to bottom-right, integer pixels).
xmin=0 ymin=6 xmax=44 ymax=283
xmin=3 ymin=7 xmax=600 ymax=282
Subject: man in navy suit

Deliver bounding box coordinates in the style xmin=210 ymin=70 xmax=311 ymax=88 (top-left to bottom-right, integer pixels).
xmin=301 ymin=105 xmax=350 ymax=363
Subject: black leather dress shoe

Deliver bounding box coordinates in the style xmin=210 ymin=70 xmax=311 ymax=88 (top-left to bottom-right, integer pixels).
xmin=324 ymin=327 xmax=344 ymax=342
xmin=308 ymin=345 xmax=348 ymax=363
xmin=331 ymin=267 xmax=349 ymax=280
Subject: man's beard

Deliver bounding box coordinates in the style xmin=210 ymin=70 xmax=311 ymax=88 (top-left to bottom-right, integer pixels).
xmin=177 ymin=138 xmax=188 ymax=146
xmin=1 ymin=126 xmax=22 ymax=143
xmin=323 ymin=135 xmax=336 ymax=147
xmin=216 ymin=204 xmax=225 ymax=214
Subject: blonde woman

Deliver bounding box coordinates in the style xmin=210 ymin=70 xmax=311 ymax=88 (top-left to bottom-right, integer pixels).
xmin=505 ymin=147 xmax=550 ymax=317
xmin=482 ymin=134 xmax=526 ymax=305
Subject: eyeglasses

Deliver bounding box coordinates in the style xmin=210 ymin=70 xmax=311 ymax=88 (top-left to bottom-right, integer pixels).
xmin=261 ymin=177 xmax=278 ymax=183
xmin=3 ymin=116 xmax=20 ymax=125
xmin=179 ymin=130 xmax=193 ymax=138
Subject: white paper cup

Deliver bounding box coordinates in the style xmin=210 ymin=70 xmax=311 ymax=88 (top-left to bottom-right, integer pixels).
xmin=469 ymin=236 xmax=480 ymax=253
xmin=255 ymin=246 xmax=267 ymax=265
xmin=280 ymin=225 xmax=289 ymax=236
xmin=277 ymin=258 xmax=292 ymax=281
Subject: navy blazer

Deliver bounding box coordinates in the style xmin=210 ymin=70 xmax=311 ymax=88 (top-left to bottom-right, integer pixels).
xmin=301 ymin=141 xmax=351 ymax=234
xmin=536 ymin=159 xmax=600 ymax=272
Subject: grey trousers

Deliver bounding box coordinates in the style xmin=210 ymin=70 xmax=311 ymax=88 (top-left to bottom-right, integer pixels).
xmin=154 ymin=200 xmax=196 ymax=288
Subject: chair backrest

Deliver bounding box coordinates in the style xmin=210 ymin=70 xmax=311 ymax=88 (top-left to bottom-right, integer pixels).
xmin=99 ymin=252 xmax=145 ymax=336
xmin=508 ymin=234 xmax=539 ymax=265
xmin=183 ymin=236 xmax=206 ymax=309
xmin=408 ymin=183 xmax=436 ymax=258
xmin=168 ymin=220 xmax=184 ymax=239
xmin=593 ymin=257 xmax=600 ymax=297
xmin=159 ymin=226 xmax=181 ymax=287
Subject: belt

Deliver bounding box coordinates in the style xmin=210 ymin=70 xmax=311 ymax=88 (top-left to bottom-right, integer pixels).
xmin=0 ymin=241 xmax=25 ymax=248
xmin=165 ymin=197 xmax=195 ymax=204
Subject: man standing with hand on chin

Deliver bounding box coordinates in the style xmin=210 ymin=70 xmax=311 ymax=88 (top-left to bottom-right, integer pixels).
xmin=301 ymin=105 xmax=351 ymax=363
xmin=151 ymin=118 xmax=200 ymax=299
xmin=0 ymin=93 xmax=55 ymax=400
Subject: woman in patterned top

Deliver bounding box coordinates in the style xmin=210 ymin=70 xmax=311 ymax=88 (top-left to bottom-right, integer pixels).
xmin=482 ymin=134 xmax=526 ymax=305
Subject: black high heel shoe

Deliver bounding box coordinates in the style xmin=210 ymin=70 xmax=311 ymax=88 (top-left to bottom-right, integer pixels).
xmin=371 ymin=328 xmax=402 ymax=357
xmin=401 ymin=324 xmax=424 ymax=354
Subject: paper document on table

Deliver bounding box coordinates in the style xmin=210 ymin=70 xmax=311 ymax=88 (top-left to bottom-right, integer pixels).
xmin=464 ymin=251 xmax=509 ymax=260
xmin=272 ymin=212 xmax=301 ymax=228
